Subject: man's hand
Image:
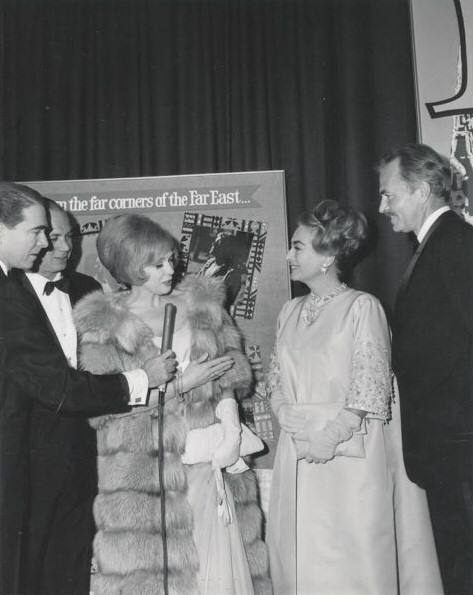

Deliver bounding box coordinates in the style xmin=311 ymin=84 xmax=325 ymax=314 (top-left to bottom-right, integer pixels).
xmin=142 ymin=349 xmax=177 ymax=388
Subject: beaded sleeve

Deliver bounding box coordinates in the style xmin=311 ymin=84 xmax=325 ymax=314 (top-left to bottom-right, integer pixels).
xmin=345 ymin=295 xmax=394 ymax=421
xmin=267 ymin=344 xmax=282 ymax=395
xmin=346 ymin=338 xmax=392 ymax=420
xmin=266 ymin=344 xmax=286 ymax=416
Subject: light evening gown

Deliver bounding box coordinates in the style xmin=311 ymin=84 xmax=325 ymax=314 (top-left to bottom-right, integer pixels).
xmin=266 ymin=289 xmax=443 ymax=595
xmin=165 ymin=325 xmax=254 ymax=595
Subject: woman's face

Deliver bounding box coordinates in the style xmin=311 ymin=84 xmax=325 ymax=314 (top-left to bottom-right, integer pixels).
xmin=286 ymin=225 xmax=327 ymax=286
xmin=142 ymin=250 xmax=175 ymax=295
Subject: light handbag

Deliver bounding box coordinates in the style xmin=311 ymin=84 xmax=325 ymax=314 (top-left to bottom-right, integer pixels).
xmin=291 ymin=402 xmax=366 ymax=459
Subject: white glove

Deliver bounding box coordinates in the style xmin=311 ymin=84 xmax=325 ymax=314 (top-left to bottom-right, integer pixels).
xmin=211 ymin=398 xmax=242 ymax=470
xmin=277 ymin=403 xmax=308 ymax=434
xmin=294 ymin=439 xmax=308 ymax=459
xmin=306 ymin=409 xmax=362 ymax=464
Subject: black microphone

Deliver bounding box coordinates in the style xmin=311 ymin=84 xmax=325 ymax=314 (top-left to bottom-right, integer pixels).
xmin=160 ymin=303 xmax=177 ymax=353
xmin=157 ymin=302 xmax=176 ymax=595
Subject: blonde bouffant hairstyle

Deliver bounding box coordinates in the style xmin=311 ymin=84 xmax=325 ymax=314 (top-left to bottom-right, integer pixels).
xmin=97 ymin=214 xmax=178 ymax=286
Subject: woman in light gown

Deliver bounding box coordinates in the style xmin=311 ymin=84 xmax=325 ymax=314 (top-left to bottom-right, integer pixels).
xmin=73 ymin=214 xmax=271 ymax=595
xmin=266 ymin=200 xmax=443 ymax=595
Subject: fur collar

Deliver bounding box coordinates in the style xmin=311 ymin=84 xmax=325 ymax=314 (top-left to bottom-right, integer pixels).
xmin=74 ymin=275 xmax=252 ymax=397
xmin=74 ymin=276 xmax=225 ymax=352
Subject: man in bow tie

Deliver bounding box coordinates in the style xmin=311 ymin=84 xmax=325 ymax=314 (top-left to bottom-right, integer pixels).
xmin=0 ymin=183 xmax=177 ymax=595
xmin=377 ymin=143 xmax=473 ymax=595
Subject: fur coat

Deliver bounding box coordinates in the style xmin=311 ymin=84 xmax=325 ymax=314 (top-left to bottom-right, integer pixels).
xmin=73 ymin=277 xmax=272 ymax=595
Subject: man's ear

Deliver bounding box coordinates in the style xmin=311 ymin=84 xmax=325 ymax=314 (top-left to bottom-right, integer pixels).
xmin=416 ymin=181 xmax=431 ymax=205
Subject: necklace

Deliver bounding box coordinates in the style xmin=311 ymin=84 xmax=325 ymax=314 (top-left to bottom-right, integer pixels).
xmin=302 ymin=283 xmax=347 ymax=326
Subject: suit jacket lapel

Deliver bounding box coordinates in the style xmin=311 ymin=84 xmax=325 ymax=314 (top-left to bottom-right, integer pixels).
xmin=13 ymin=271 xmax=64 ymax=353
xmin=396 ymin=212 xmax=449 ymax=307
xmin=0 ymin=269 xmax=8 ymax=333
xmin=0 ymin=267 xmax=7 ymax=293
xmin=67 ymin=274 xmax=85 ymax=306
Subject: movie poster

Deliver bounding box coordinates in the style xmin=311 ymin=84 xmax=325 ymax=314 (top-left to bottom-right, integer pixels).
xmin=28 ymin=170 xmax=290 ymax=474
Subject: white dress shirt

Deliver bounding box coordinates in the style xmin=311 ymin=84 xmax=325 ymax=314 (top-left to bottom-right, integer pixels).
xmin=25 ymin=271 xmax=148 ymax=405
xmin=417 ymin=206 xmax=450 ymax=243
xmin=26 ymin=272 xmax=78 ymax=367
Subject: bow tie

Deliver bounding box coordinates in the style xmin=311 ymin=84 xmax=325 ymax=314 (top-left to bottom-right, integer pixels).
xmin=43 ymin=277 xmax=70 ymax=296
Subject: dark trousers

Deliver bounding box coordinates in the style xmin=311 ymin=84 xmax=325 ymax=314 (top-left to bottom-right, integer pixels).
xmin=427 ymin=479 xmax=473 ymax=595
xmin=23 ymin=467 xmax=95 ymax=595
xmin=0 ymin=446 xmax=29 ymax=595
xmin=0 ymin=504 xmax=27 ymax=595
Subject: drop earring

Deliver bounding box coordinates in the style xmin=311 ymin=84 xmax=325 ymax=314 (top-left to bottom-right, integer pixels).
xmin=321 ymin=263 xmax=329 ymax=275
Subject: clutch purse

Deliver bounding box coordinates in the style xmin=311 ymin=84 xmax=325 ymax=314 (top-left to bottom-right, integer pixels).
xmin=181 ymin=422 xmax=264 ymax=465
xmin=294 ymin=434 xmax=365 ymax=459
xmin=291 ymin=402 xmax=367 ymax=459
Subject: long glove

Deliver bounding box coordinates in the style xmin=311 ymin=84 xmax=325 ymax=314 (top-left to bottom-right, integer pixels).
xmin=211 ymin=397 xmax=242 ymax=470
xmin=212 ymin=398 xmax=243 ymax=526
xmin=306 ymin=408 xmax=362 ymax=464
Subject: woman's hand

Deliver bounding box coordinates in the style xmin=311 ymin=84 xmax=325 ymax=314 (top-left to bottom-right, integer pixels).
xmin=293 ymin=439 xmax=309 ymax=460
xmin=291 ymin=424 xmax=313 ymax=442
xmin=277 ymin=404 xmax=309 ymax=434
xmin=181 ymin=353 xmax=234 ymax=393
xmin=305 ymin=430 xmax=337 ymax=464
xmin=304 ymin=409 xmax=363 ymax=464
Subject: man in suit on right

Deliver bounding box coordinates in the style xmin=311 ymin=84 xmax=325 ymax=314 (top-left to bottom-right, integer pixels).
xmin=377 ymin=143 xmax=473 ymax=595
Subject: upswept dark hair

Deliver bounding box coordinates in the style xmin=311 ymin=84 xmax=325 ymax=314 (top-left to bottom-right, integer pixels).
xmin=97 ymin=214 xmax=178 ymax=286
xmin=0 ymin=182 xmax=44 ymax=228
xmin=298 ymin=200 xmax=367 ymax=270
xmin=376 ymin=143 xmax=451 ymax=202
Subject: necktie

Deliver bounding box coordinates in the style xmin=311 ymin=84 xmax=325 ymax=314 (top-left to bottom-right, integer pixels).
xmin=43 ymin=277 xmax=70 ymax=296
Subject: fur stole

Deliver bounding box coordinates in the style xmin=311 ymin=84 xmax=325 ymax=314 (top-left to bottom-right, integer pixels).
xmin=73 ymin=277 xmax=272 ymax=595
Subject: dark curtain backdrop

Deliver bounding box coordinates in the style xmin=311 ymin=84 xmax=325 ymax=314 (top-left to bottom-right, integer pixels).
xmin=1 ymin=0 xmax=417 ymax=314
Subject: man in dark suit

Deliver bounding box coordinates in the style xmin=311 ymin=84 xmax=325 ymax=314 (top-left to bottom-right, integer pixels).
xmin=0 ymin=182 xmax=177 ymax=594
xmin=16 ymin=198 xmax=104 ymax=594
xmin=377 ymin=144 xmax=473 ymax=595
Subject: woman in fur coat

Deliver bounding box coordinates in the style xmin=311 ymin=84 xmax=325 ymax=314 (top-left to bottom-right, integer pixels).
xmin=73 ymin=214 xmax=272 ymax=595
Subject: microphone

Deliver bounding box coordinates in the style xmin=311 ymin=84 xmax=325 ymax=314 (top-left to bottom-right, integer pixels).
xmin=158 ymin=303 xmax=177 ymax=393
xmin=157 ymin=302 xmax=176 ymax=595
xmin=161 ymin=303 xmax=177 ymax=353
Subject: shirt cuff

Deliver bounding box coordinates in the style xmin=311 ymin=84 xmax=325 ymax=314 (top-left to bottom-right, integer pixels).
xmin=123 ymin=369 xmax=149 ymax=405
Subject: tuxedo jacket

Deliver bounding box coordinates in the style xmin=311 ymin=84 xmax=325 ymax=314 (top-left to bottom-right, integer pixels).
xmin=19 ymin=271 xmax=103 ymax=504
xmin=0 ymin=269 xmax=130 ymax=594
xmin=392 ymin=211 xmax=473 ymax=487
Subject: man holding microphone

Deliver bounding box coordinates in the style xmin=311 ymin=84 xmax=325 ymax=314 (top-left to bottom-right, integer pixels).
xmin=0 ymin=182 xmax=177 ymax=594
